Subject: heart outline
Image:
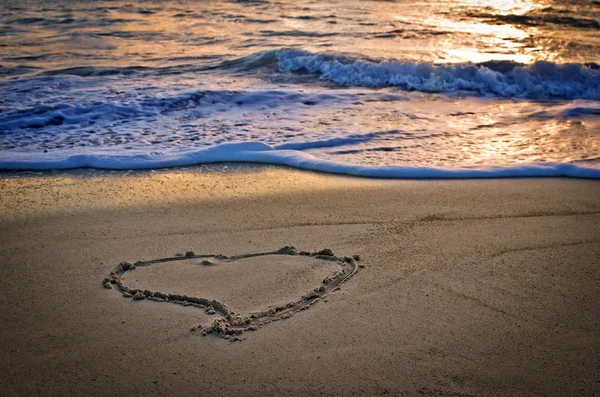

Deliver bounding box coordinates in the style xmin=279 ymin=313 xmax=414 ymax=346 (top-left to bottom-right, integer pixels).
xmin=102 ymin=246 xmax=360 ymax=341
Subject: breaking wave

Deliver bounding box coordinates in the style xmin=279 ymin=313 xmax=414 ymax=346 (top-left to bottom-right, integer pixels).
xmin=275 ymin=50 xmax=600 ymax=100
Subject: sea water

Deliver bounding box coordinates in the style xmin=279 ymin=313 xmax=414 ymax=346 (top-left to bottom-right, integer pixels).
xmin=1 ymin=0 xmax=599 ymax=178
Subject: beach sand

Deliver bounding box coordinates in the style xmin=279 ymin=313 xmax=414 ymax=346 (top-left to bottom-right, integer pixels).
xmin=1 ymin=165 xmax=599 ymax=396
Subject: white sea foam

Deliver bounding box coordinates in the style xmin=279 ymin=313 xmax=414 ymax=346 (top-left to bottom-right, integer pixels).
xmin=1 ymin=142 xmax=598 ymax=179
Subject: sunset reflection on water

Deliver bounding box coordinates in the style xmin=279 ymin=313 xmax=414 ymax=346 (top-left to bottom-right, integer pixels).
xmin=2 ymin=0 xmax=598 ymax=72
xmin=1 ymin=0 xmax=598 ymax=173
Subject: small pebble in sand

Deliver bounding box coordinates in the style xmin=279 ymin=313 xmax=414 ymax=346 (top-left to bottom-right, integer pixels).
xmin=185 ymin=251 xmax=195 ymax=257
xmin=103 ymin=283 xmax=113 ymax=289
xmin=276 ymin=246 xmax=297 ymax=255
xmin=199 ymin=260 xmax=216 ymax=266
xmin=353 ymin=254 xmax=361 ymax=261
xmin=175 ymin=253 xmax=183 ymax=257
xmin=358 ymin=264 xmax=366 ymax=269
xmin=316 ymin=248 xmax=334 ymax=256
xmin=133 ymin=291 xmax=145 ymax=300
xmin=122 ymin=292 xmax=133 ymax=298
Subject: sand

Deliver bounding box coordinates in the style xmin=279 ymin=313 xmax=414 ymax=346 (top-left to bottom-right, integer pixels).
xmin=1 ymin=165 xmax=599 ymax=396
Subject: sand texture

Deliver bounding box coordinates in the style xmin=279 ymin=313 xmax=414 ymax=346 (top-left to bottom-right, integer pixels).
xmin=1 ymin=166 xmax=599 ymax=396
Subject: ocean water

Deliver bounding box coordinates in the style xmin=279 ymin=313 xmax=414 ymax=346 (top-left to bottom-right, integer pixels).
xmin=1 ymin=0 xmax=599 ymax=178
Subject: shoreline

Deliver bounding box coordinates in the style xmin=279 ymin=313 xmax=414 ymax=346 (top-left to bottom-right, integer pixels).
xmin=2 ymin=147 xmax=600 ymax=179
xmin=2 ymin=163 xmax=599 ymax=221
xmin=1 ymin=166 xmax=599 ymax=396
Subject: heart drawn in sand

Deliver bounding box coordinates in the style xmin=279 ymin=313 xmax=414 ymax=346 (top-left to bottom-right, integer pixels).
xmin=102 ymin=246 xmax=362 ymax=341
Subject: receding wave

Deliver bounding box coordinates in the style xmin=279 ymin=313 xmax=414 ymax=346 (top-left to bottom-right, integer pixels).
xmin=0 ymin=103 xmax=156 ymax=130
xmin=1 ymin=142 xmax=598 ymax=179
xmin=0 ymin=88 xmax=370 ymax=132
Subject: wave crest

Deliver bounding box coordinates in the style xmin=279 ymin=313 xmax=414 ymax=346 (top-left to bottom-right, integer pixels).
xmin=276 ymin=50 xmax=600 ymax=100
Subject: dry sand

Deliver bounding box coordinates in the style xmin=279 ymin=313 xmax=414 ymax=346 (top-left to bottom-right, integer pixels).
xmin=1 ymin=165 xmax=599 ymax=396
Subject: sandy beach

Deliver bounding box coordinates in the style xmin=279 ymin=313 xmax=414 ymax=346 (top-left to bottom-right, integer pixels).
xmin=0 ymin=166 xmax=599 ymax=396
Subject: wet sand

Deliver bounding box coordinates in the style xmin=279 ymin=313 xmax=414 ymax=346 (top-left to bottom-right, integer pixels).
xmin=1 ymin=165 xmax=599 ymax=396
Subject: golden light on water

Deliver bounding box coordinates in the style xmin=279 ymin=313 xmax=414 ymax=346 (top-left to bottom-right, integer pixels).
xmin=431 ymin=17 xmax=534 ymax=63
xmin=423 ymin=0 xmax=548 ymax=64
xmin=444 ymin=48 xmax=534 ymax=64
xmin=459 ymin=0 xmax=544 ymax=15
xmin=4 ymin=0 xmax=584 ymax=71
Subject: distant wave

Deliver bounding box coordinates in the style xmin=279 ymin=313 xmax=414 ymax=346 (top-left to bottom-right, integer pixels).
xmin=467 ymin=11 xmax=600 ymax=30
xmin=1 ymin=142 xmax=598 ymax=179
xmin=40 ymin=65 xmax=151 ymax=77
xmin=275 ymin=49 xmax=600 ymax=100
